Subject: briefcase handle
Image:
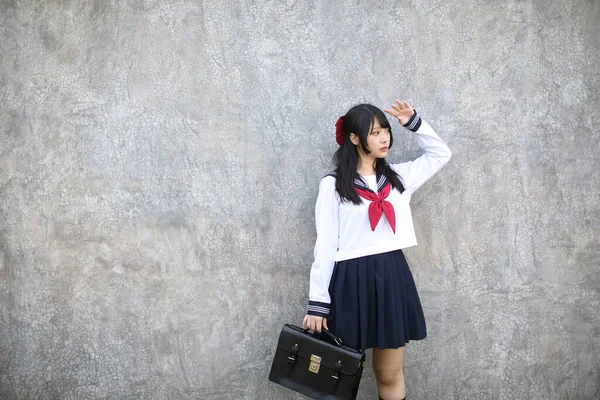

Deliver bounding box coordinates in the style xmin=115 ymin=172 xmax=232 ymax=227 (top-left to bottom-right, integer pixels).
xmin=301 ymin=327 xmax=344 ymax=347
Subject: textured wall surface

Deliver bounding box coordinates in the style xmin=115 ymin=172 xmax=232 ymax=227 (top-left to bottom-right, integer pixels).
xmin=1 ymin=0 xmax=599 ymax=399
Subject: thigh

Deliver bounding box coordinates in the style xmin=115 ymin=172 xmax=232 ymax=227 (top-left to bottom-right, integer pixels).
xmin=372 ymin=347 xmax=405 ymax=373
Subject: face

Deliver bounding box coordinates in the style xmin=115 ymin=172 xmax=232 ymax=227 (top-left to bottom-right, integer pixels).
xmin=364 ymin=118 xmax=390 ymax=159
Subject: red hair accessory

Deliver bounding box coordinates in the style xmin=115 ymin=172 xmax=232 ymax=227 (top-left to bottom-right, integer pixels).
xmin=335 ymin=116 xmax=345 ymax=146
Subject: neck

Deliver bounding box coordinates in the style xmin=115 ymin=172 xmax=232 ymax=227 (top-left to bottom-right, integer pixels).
xmin=357 ymin=155 xmax=377 ymax=176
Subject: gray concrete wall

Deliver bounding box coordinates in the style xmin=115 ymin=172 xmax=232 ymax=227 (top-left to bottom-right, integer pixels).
xmin=1 ymin=0 xmax=599 ymax=399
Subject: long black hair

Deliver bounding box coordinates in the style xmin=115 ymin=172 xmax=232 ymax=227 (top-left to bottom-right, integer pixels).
xmin=333 ymin=104 xmax=405 ymax=204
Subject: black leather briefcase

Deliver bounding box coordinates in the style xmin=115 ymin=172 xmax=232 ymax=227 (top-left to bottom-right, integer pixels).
xmin=268 ymin=324 xmax=366 ymax=400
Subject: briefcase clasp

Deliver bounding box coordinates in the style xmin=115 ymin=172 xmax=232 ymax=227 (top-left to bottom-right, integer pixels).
xmin=309 ymin=354 xmax=321 ymax=374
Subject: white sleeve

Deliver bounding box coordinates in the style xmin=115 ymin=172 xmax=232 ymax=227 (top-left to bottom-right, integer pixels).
xmin=391 ymin=111 xmax=453 ymax=194
xmin=306 ymin=176 xmax=339 ymax=317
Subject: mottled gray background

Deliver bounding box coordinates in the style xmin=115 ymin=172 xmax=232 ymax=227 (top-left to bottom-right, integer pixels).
xmin=1 ymin=0 xmax=599 ymax=399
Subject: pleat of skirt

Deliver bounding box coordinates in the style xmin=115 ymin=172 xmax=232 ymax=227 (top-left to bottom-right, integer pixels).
xmin=326 ymin=248 xmax=427 ymax=351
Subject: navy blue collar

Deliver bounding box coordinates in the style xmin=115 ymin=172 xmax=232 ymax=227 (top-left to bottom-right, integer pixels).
xmin=326 ymin=170 xmax=389 ymax=193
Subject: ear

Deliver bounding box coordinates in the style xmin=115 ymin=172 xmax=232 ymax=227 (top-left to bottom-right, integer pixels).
xmin=349 ymin=133 xmax=359 ymax=145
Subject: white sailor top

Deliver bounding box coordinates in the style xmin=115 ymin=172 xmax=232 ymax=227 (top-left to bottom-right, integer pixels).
xmin=307 ymin=111 xmax=453 ymax=317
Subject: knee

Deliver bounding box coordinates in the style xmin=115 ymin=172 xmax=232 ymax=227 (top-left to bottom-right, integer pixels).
xmin=373 ymin=366 xmax=403 ymax=386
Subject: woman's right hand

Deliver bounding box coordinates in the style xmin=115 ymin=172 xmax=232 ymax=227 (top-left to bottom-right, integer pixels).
xmin=302 ymin=314 xmax=328 ymax=333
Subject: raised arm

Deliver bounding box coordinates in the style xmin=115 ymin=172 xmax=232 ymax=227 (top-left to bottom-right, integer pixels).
xmin=384 ymin=101 xmax=452 ymax=194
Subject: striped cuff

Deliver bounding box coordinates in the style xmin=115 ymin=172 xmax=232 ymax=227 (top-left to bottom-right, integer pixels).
xmin=307 ymin=301 xmax=330 ymax=317
xmin=402 ymin=109 xmax=422 ymax=132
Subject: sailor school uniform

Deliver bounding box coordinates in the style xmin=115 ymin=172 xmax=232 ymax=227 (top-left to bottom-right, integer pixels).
xmin=306 ymin=111 xmax=452 ymax=350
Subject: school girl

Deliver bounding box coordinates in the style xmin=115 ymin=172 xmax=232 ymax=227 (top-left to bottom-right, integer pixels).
xmin=301 ymin=100 xmax=452 ymax=400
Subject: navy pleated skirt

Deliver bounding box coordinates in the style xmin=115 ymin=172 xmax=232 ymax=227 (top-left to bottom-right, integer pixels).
xmin=326 ymin=248 xmax=427 ymax=351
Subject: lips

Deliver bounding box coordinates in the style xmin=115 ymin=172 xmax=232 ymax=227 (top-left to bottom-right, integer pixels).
xmin=380 ymin=147 xmax=388 ymax=151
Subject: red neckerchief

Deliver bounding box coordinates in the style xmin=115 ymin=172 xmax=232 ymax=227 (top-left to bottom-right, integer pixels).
xmin=327 ymin=171 xmax=397 ymax=233
xmin=354 ymin=172 xmax=396 ymax=233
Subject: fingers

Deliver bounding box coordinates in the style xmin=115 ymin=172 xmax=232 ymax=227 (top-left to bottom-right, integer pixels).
xmin=394 ymin=99 xmax=409 ymax=110
xmin=386 ymin=99 xmax=414 ymax=123
xmin=305 ymin=315 xmax=314 ymax=331
xmin=389 ymin=100 xmax=402 ymax=114
xmin=302 ymin=316 xmax=330 ymax=335
xmin=303 ymin=315 xmax=326 ymax=333
xmin=393 ymin=99 xmax=412 ymax=109
xmin=393 ymin=99 xmax=401 ymax=111
xmin=386 ymin=102 xmax=403 ymax=115
xmin=311 ymin=317 xmax=321 ymax=333
xmin=399 ymin=99 xmax=412 ymax=110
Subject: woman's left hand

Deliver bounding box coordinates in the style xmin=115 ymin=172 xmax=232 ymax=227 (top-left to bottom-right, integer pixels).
xmin=384 ymin=99 xmax=415 ymax=125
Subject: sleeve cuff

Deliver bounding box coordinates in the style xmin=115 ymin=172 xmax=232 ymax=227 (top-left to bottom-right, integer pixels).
xmin=307 ymin=301 xmax=330 ymax=317
xmin=402 ymin=109 xmax=422 ymax=132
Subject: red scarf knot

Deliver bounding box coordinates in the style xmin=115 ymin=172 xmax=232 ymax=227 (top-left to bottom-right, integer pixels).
xmin=355 ymin=182 xmax=396 ymax=233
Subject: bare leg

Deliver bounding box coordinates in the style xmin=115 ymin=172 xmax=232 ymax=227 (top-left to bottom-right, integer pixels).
xmin=372 ymin=346 xmax=406 ymax=400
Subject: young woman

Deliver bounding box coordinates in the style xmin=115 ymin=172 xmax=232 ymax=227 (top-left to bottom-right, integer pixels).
xmin=302 ymin=100 xmax=452 ymax=400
